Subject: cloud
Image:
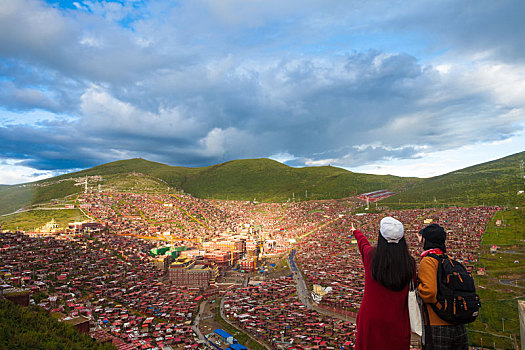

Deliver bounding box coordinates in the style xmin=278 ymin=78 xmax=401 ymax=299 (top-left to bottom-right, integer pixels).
xmin=0 ymin=0 xmax=524 ymax=182
xmin=0 ymin=81 xmax=65 ymax=112
xmin=269 ymin=152 xmax=297 ymax=163
xmin=388 ymin=0 xmax=525 ymax=63
xmin=197 ymin=127 xmax=253 ymax=159
xmin=349 ymin=133 xmax=525 ymax=178
xmin=304 ymin=158 xmax=338 ymax=166
xmin=2 ymin=50 xmax=525 ymax=173
xmin=0 ymin=158 xmax=71 ymax=185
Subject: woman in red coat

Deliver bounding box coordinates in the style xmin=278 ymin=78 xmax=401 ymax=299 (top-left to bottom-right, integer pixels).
xmin=351 ymin=217 xmax=416 ymax=350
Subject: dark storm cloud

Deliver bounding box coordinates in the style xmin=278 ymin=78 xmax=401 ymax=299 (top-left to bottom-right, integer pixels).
xmin=2 ymin=49 xmax=521 ymax=172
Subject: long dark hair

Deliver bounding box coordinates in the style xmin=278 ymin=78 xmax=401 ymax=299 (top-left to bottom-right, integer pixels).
xmin=371 ymin=234 xmax=415 ymax=291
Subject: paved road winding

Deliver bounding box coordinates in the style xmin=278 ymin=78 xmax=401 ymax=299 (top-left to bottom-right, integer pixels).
xmin=192 ymin=300 xmax=207 ymax=343
xmin=289 ymin=249 xmax=357 ymax=323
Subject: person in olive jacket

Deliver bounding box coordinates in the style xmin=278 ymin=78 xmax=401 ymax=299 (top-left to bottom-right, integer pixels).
xmin=417 ymin=223 xmax=468 ymax=350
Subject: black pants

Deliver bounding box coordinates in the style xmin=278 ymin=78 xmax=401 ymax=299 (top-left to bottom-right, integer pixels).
xmin=424 ymin=324 xmax=468 ymax=350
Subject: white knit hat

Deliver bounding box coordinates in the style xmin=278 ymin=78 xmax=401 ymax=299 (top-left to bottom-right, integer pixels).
xmin=380 ymin=217 xmax=404 ymax=243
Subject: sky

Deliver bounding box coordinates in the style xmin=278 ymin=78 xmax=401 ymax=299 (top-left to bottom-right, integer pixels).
xmin=1 ymin=0 xmax=525 ymax=184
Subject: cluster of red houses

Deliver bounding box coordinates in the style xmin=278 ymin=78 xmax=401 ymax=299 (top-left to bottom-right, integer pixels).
xmin=295 ymin=206 xmax=498 ymax=314
xmin=223 ymin=276 xmax=357 ymax=349
xmin=2 ymin=188 xmax=499 ymax=350
xmin=0 ymin=231 xmax=207 ymax=349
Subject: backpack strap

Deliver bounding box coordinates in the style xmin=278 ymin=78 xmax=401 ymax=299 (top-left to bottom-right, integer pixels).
xmin=426 ymin=252 xmax=446 ymax=262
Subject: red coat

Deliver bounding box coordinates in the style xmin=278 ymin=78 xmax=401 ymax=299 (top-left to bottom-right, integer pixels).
xmin=354 ymin=229 xmax=411 ymax=350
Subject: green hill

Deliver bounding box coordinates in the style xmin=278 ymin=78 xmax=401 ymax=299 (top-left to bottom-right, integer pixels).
xmin=382 ymin=151 xmax=525 ymax=207
xmin=0 ymin=159 xmax=191 ymax=215
xmin=182 ymin=158 xmax=417 ymax=201
xmin=1 ymin=151 xmax=523 ymax=215
xmin=53 ymin=158 xmax=198 ymax=184
xmin=0 ymin=158 xmax=416 ymax=215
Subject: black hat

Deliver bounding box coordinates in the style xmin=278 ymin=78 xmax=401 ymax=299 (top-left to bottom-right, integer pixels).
xmin=419 ymin=223 xmax=446 ymax=245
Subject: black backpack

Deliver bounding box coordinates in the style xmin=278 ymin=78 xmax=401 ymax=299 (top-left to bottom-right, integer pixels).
xmin=427 ymin=253 xmax=481 ymax=324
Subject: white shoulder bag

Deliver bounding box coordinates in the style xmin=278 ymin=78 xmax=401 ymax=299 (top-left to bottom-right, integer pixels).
xmin=408 ymin=279 xmax=423 ymax=336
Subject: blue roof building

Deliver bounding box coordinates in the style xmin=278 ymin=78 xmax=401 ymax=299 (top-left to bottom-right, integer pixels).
xmin=214 ymin=329 xmax=232 ymax=339
xmin=214 ymin=329 xmax=235 ymax=344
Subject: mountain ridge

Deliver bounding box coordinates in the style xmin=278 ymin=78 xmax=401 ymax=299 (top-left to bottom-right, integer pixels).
xmin=382 ymin=150 xmax=525 ymax=207
xmin=0 ymin=151 xmax=523 ymax=215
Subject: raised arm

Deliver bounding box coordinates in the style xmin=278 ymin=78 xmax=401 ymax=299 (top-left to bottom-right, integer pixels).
xmin=350 ymin=223 xmax=372 ymax=261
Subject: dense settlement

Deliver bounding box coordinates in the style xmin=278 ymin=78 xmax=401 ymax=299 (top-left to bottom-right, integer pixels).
xmin=0 ymin=190 xmax=497 ymax=349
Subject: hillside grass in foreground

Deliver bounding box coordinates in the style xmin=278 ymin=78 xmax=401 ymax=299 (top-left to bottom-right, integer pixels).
xmin=466 ymin=208 xmax=525 ymax=349
xmin=0 ymin=209 xmax=88 ymax=231
xmin=0 ymin=299 xmax=115 ymax=350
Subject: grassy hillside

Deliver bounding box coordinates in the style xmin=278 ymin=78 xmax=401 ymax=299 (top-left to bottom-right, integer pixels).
xmin=466 ymin=208 xmax=524 ymax=349
xmin=53 ymin=158 xmax=198 ymax=186
xmin=0 ymin=185 xmax=34 ymax=215
xmin=0 ymin=209 xmax=88 ymax=231
xmin=0 ymin=180 xmax=79 ymax=215
xmin=183 ymin=158 xmax=416 ymax=201
xmin=0 ymin=299 xmax=115 ymax=350
xmin=0 ymin=159 xmax=189 ymax=215
xmin=0 ymin=158 xmax=417 ymax=214
xmin=1 ymin=150 xmax=523 ymax=215
xmin=382 ymin=151 xmax=525 ymax=208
